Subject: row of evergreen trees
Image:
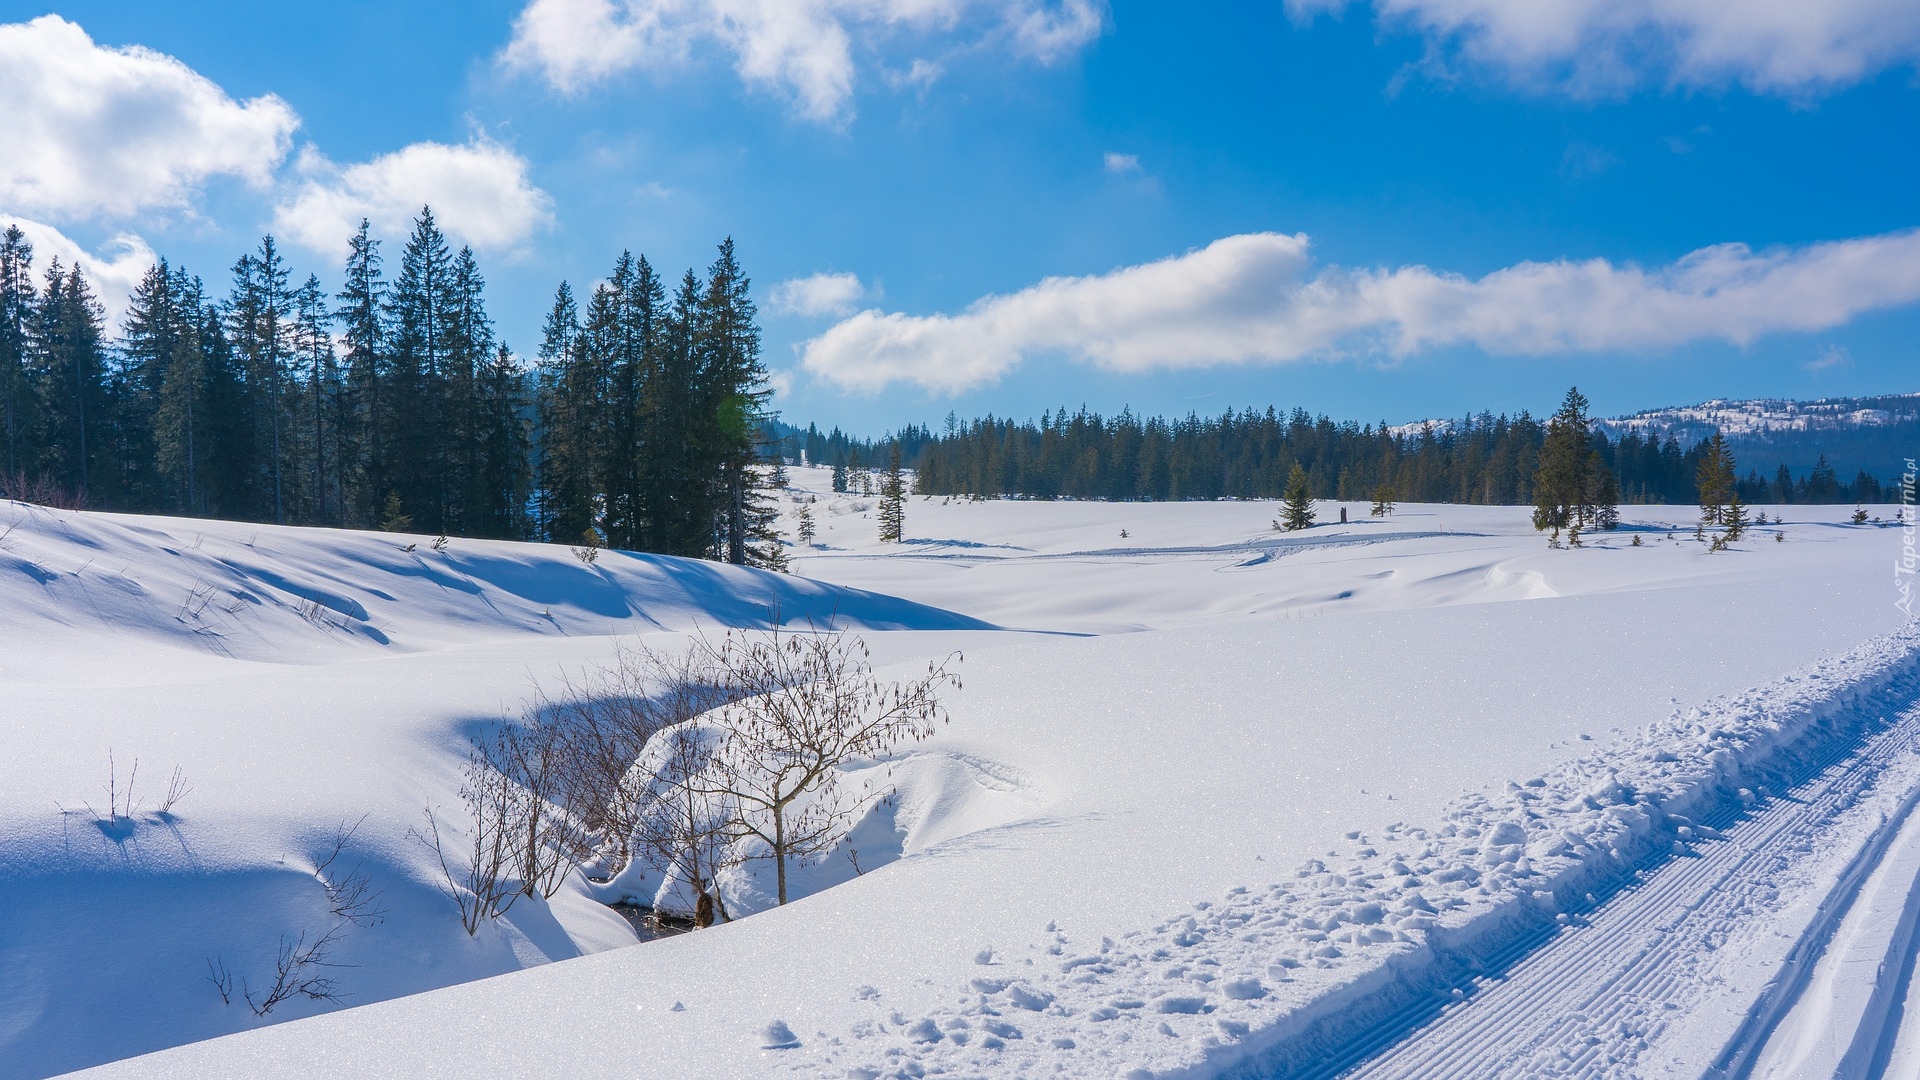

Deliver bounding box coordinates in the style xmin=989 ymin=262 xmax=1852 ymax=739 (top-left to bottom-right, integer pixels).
xmin=840 ymin=406 xmax=1892 ymax=505
xmin=0 ymin=213 xmax=780 ymax=567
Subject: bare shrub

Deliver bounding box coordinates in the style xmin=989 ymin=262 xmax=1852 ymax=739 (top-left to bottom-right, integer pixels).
xmin=694 ymin=626 xmax=962 ymax=906
xmin=313 ymin=817 xmax=386 ymax=926
xmin=243 ymin=924 xmax=348 ymax=1015
xmin=0 ymin=469 xmax=85 ymax=510
xmin=101 ymin=749 xmax=138 ymax=820
xmin=205 ymin=957 xmax=234 ymax=1004
xmin=158 ymin=765 xmax=191 ymax=815
xmin=478 ymin=719 xmax=595 ymax=899
xmin=533 ymin=643 xmax=727 ymax=873
xmin=416 ymin=751 xmax=521 ymax=935
xmin=631 ymin=724 xmax=741 ymax=923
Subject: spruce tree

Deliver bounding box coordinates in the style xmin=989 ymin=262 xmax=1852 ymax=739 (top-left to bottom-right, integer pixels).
xmin=477 ymin=344 xmax=531 ymax=540
xmin=1533 ymin=387 xmax=1595 ymax=534
xmin=535 ymin=281 xmax=593 ymax=543
xmin=796 ymin=501 xmax=816 ymax=545
xmin=831 ymin=460 xmax=848 ymax=493
xmin=384 ymin=208 xmax=456 ymax=533
xmin=878 ymin=444 xmax=906 ymax=542
xmin=118 ymin=260 xmax=188 ymax=509
xmin=1369 ymin=483 xmax=1394 ymax=517
xmin=152 ymin=270 xmax=214 ymax=514
xmin=0 ymin=225 xmax=34 ymax=480
xmin=1695 ymin=431 xmax=1734 ymax=526
xmin=291 ymin=274 xmax=338 ymax=523
xmin=335 ymin=219 xmax=386 ymax=526
xmin=34 ymin=261 xmax=110 ymax=502
xmin=225 ymin=237 xmax=295 ymax=522
xmin=1589 ymin=466 xmax=1620 ymax=530
xmin=444 ymin=246 xmax=494 ymax=535
xmin=1279 ymin=462 xmax=1315 ymax=530
xmin=1724 ymin=490 xmax=1749 ymax=541
xmin=698 ymin=239 xmax=772 ymax=566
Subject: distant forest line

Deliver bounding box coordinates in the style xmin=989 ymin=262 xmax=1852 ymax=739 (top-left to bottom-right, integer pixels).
xmin=0 ymin=208 xmax=1897 ymax=568
xmin=778 ymin=408 xmax=1901 ymax=507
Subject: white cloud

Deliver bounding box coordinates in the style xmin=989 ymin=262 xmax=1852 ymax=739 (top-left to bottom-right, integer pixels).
xmin=1103 ymin=151 xmax=1141 ymax=174
xmin=502 ymin=0 xmax=1107 ymax=123
xmin=883 ymin=57 xmax=946 ymax=93
xmin=0 ymin=15 xmax=297 ymax=221
xmin=765 ymin=367 xmax=797 ymax=399
xmin=1 ymin=216 xmax=157 ymax=326
xmin=1288 ymin=0 xmax=1920 ymax=96
xmin=273 ymin=139 xmax=554 ymax=258
xmin=800 ymin=228 xmax=1920 ymax=394
xmin=1805 ymin=344 xmax=1852 ymax=373
xmin=769 ymin=271 xmax=874 ymax=317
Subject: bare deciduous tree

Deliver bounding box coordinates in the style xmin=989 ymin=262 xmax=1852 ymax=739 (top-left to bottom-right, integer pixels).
xmin=480 ymin=719 xmax=594 ymax=899
xmin=695 ymin=627 xmax=961 ymax=906
xmin=416 ymin=749 xmax=520 ymax=935
xmin=632 ymin=724 xmax=740 ymax=924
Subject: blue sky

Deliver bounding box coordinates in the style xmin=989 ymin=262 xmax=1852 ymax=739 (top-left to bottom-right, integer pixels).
xmin=2 ymin=1 xmax=1917 ymax=435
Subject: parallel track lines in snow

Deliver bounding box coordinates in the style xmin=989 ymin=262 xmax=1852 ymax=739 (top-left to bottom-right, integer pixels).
xmin=1338 ymin=691 xmax=1920 ymax=1080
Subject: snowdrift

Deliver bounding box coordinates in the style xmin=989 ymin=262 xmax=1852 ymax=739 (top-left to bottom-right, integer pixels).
xmin=0 ymin=500 xmax=991 ymax=1078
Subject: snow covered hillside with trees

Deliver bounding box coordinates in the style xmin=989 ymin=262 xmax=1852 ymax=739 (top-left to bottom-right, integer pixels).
xmin=6 ymin=468 xmax=1914 ymax=1079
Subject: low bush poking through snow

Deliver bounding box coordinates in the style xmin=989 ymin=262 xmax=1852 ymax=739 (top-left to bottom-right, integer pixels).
xmin=419 ymin=625 xmax=963 ymax=936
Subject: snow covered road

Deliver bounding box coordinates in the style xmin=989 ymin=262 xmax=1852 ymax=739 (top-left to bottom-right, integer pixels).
xmin=1344 ymin=684 xmax=1920 ymax=1079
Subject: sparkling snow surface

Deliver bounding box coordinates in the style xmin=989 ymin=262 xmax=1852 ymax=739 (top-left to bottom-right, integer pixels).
xmin=4 ymin=470 xmax=1909 ymax=1079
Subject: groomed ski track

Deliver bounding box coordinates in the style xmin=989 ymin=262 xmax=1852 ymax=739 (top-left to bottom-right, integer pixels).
xmin=1326 ymin=670 xmax=1920 ymax=1078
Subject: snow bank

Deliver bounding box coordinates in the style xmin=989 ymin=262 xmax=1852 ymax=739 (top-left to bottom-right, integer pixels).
xmin=0 ymin=501 xmax=992 ymax=1079
xmin=0 ymin=500 xmax=989 ymax=662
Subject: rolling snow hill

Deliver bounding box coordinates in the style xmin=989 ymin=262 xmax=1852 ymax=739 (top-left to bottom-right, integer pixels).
xmin=3 ymin=471 xmax=1914 ymax=1079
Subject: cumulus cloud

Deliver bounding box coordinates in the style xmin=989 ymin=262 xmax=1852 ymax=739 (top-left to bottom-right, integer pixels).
xmin=2 ymin=216 xmax=157 ymax=326
xmin=1288 ymin=0 xmax=1920 ymax=96
xmin=0 ymin=15 xmax=297 ymax=221
xmin=502 ymin=0 xmax=1106 ymax=122
xmin=800 ymin=229 xmax=1920 ymax=394
xmin=273 ymin=140 xmax=554 ymax=258
xmin=769 ymin=271 xmax=874 ymax=317
xmin=1103 ymin=151 xmax=1141 ymax=174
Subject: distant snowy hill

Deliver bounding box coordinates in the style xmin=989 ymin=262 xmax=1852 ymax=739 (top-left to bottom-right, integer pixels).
xmin=1393 ymin=392 xmax=1919 ymax=478
xmin=1598 ymin=392 xmax=1920 ymax=476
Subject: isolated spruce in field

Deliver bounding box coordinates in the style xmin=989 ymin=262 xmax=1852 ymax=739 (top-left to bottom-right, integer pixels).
xmin=1277 ymin=463 xmax=1315 ymax=531
xmin=1589 ymin=468 xmax=1620 ymax=530
xmin=1532 ymin=386 xmax=1614 ymax=537
xmin=1853 ymin=505 xmax=1869 ymax=524
xmin=831 ymin=461 xmax=848 ymax=493
xmin=796 ymin=502 xmax=816 ymax=546
xmin=1696 ymin=430 xmax=1735 ymax=526
xmin=1370 ymin=484 xmax=1396 ymax=517
xmin=878 ymin=445 xmax=906 ymax=542
xmin=1723 ymin=491 xmax=1750 ymax=542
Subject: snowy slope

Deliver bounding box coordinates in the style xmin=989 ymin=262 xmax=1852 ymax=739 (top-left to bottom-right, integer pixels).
xmin=18 ymin=469 xmax=1908 ymax=1080
xmin=0 ymin=502 xmax=992 ymax=1079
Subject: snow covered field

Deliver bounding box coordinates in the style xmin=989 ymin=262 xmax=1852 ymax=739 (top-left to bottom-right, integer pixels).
xmin=4 ymin=468 xmax=1914 ymax=1079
